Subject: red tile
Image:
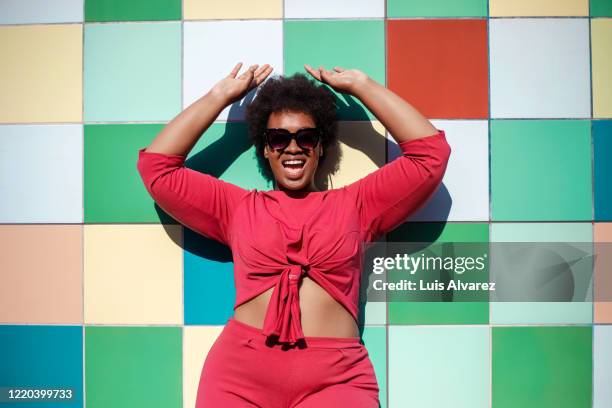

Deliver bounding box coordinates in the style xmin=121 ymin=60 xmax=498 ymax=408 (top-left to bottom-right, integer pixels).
xmin=388 ymin=19 xmax=488 ymax=119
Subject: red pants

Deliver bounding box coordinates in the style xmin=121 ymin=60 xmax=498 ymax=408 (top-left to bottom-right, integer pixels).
xmin=195 ymin=317 xmax=380 ymax=408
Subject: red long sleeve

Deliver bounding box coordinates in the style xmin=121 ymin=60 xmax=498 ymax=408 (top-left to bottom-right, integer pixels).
xmin=343 ymin=129 xmax=451 ymax=242
xmin=136 ymin=147 xmax=250 ymax=245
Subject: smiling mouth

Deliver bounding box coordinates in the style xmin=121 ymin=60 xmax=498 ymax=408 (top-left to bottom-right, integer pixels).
xmin=282 ymin=159 xmax=306 ymax=169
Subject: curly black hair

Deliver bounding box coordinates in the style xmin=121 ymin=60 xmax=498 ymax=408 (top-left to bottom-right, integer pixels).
xmin=245 ymin=73 xmax=339 ymax=181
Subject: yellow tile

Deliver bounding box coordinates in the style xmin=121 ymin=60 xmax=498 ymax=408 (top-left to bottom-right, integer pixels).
xmin=183 ymin=325 xmax=224 ymax=408
xmin=184 ymin=0 xmax=282 ymax=20
xmin=0 ymin=25 xmax=82 ymax=123
xmin=490 ymin=0 xmax=588 ymax=16
xmin=84 ymin=224 xmax=183 ymax=325
xmin=592 ymin=19 xmax=612 ymax=119
xmin=319 ymin=121 xmax=386 ymax=189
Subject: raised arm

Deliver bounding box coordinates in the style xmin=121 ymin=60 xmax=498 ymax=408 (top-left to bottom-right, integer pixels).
xmin=305 ymin=65 xmax=451 ymax=241
xmin=137 ymin=62 xmax=274 ymax=245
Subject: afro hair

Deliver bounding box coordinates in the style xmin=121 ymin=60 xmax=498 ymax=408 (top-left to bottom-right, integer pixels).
xmin=245 ymin=72 xmax=339 ymax=181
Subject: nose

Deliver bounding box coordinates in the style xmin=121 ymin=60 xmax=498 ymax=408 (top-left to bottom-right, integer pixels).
xmin=284 ymin=138 xmax=302 ymax=153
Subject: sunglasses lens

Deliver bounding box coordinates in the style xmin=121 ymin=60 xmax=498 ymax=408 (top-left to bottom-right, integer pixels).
xmin=267 ymin=130 xmax=291 ymax=150
xmin=296 ymin=129 xmax=320 ymax=149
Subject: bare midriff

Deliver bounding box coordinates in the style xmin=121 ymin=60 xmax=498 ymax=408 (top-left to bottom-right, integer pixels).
xmin=233 ymin=275 xmax=360 ymax=338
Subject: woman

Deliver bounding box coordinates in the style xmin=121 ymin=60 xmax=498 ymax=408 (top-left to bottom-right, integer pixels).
xmin=137 ymin=62 xmax=451 ymax=407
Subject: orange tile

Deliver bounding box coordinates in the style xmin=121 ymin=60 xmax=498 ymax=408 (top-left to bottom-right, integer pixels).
xmin=388 ymin=19 xmax=488 ymax=119
xmin=0 ymin=225 xmax=83 ymax=324
xmin=595 ymin=223 xmax=612 ymax=323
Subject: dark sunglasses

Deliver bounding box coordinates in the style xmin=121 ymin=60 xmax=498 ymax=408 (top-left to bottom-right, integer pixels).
xmin=264 ymin=128 xmax=321 ymax=150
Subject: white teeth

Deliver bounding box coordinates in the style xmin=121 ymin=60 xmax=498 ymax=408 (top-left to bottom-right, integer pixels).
xmin=283 ymin=160 xmax=305 ymax=166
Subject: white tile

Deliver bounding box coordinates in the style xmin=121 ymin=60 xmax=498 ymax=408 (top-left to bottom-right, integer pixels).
xmin=0 ymin=125 xmax=83 ymax=223
xmin=389 ymin=120 xmax=489 ymax=222
xmin=284 ymin=0 xmax=384 ymax=18
xmin=0 ymin=0 xmax=83 ymax=24
xmin=490 ymin=18 xmax=591 ymax=118
xmin=183 ymin=20 xmax=283 ymax=121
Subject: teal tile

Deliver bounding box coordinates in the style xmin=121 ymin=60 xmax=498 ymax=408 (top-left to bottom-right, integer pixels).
xmin=84 ymin=22 xmax=181 ymax=122
xmin=284 ymin=20 xmax=385 ymax=120
xmin=362 ymin=326 xmax=387 ymax=408
xmin=388 ymin=0 xmax=488 ymax=17
xmin=389 ymin=326 xmax=489 ymax=407
xmin=85 ymin=326 xmax=182 ymax=408
xmin=388 ymin=223 xmax=490 ymax=324
xmin=493 ymin=326 xmax=592 ymax=408
xmin=491 ymin=120 xmax=592 ymax=221
xmin=594 ymin=121 xmax=612 ymax=221
xmin=0 ymin=325 xmax=83 ymax=406
xmin=85 ymin=0 xmax=181 ymax=22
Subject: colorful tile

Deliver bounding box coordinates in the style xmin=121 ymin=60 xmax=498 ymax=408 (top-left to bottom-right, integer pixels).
xmin=84 ymin=224 xmax=183 ymax=325
xmin=399 ymin=121 xmax=489 ymax=221
xmin=389 ymin=326 xmax=490 ymax=407
xmin=184 ymin=0 xmax=282 ymax=20
xmin=388 ymin=223 xmax=490 ymax=325
xmin=183 ymin=325 xmax=224 ymax=408
xmin=183 ymin=20 xmax=283 ymax=121
xmin=85 ymin=326 xmax=182 ymax=408
xmin=362 ymin=326 xmax=387 ymax=408
xmin=594 ymin=121 xmax=612 ymax=220
xmin=0 ymin=325 xmax=83 ymax=406
xmin=0 ymin=0 xmax=83 ymax=24
xmin=592 ymin=20 xmax=612 ymax=118
xmin=491 ymin=120 xmax=592 ymax=221
xmin=285 ymin=0 xmax=384 ymax=18
xmin=387 ymin=0 xmax=488 ymax=17
xmin=85 ymin=0 xmax=181 ymax=22
xmin=490 ymin=222 xmax=593 ymax=324
xmin=284 ymin=19 xmax=384 ymax=120
xmin=492 ymin=326 xmax=592 ymax=408
xmin=0 ymin=225 xmax=82 ymax=324
xmin=84 ymin=22 xmax=181 ymax=122
xmin=594 ymin=223 xmax=612 ymax=323
xmin=0 ymin=124 xmax=82 ymax=223
xmin=594 ymin=325 xmax=612 ymax=408
xmin=388 ymin=19 xmax=488 ymax=119
xmin=489 ymin=18 xmax=590 ymax=118
xmin=184 ymin=229 xmax=235 ymax=325
xmin=490 ymin=0 xmax=589 ymax=16
xmin=0 ymin=25 xmax=82 ymax=123
xmin=591 ymin=0 xmax=612 ymax=16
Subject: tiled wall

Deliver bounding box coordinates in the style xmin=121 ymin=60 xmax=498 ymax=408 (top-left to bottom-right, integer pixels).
xmin=0 ymin=1 xmax=611 ymax=407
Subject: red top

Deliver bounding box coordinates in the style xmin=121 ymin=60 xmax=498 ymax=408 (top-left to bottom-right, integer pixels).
xmin=137 ymin=129 xmax=451 ymax=345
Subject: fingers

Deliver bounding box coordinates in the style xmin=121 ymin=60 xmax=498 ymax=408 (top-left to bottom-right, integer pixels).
xmin=304 ymin=64 xmax=322 ymax=81
xmin=238 ymin=64 xmax=258 ymax=80
xmin=228 ymin=62 xmax=243 ymax=78
xmin=333 ymin=66 xmax=345 ymax=73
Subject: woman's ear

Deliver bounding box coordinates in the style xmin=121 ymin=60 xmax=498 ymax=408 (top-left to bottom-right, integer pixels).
xmin=264 ymin=145 xmax=269 ymax=159
xmin=319 ymin=147 xmax=323 ymax=156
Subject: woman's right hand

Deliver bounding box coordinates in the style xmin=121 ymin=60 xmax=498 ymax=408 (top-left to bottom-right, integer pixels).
xmin=210 ymin=62 xmax=274 ymax=105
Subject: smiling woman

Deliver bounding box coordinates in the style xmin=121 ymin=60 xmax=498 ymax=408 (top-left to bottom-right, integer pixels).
xmin=136 ymin=62 xmax=451 ymax=408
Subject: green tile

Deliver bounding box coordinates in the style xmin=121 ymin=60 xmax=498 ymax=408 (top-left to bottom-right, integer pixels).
xmin=492 ymin=326 xmax=592 ymax=408
xmin=591 ymin=0 xmax=612 ymax=17
xmin=284 ymin=20 xmax=385 ymax=120
xmin=84 ymin=22 xmax=181 ymax=122
xmin=387 ymin=0 xmax=488 ymax=17
xmin=491 ymin=120 xmax=592 ymax=221
xmin=85 ymin=0 xmax=181 ymax=22
xmin=85 ymin=122 xmax=269 ymax=223
xmin=388 ymin=223 xmax=490 ymax=324
xmin=85 ymin=326 xmax=182 ymax=408
xmin=362 ymin=326 xmax=387 ymax=408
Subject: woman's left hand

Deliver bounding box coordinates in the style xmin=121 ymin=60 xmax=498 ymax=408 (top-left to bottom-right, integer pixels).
xmin=304 ymin=64 xmax=369 ymax=96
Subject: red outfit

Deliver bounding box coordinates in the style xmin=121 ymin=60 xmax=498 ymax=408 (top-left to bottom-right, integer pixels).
xmin=137 ymin=129 xmax=451 ymax=406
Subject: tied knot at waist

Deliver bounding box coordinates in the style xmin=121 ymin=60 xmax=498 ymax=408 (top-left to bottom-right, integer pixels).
xmin=262 ymin=262 xmax=312 ymax=345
